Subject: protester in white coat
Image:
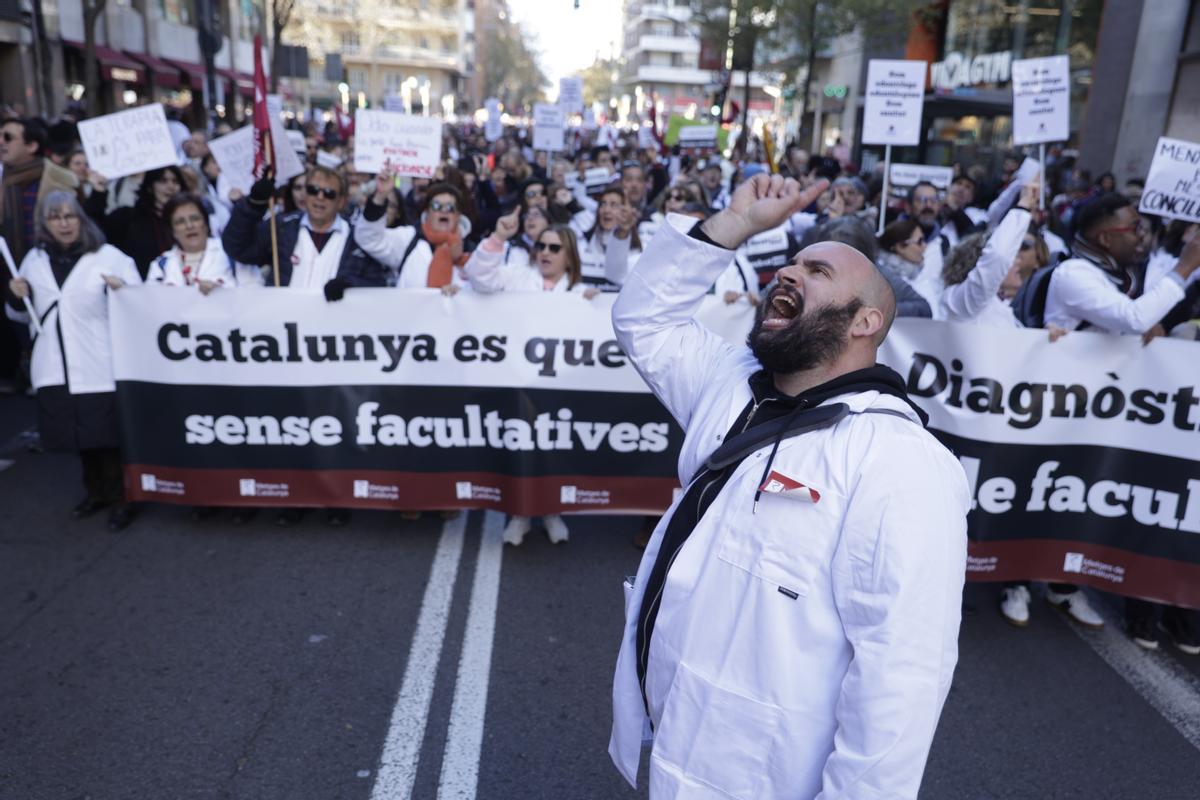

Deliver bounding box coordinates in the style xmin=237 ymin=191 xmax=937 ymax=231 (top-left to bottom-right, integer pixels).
xmin=147 ymin=193 xmax=261 ymax=291
xmin=462 ymin=214 xmax=599 ymax=546
xmin=5 ymin=190 xmax=141 ymax=531
xmin=609 ymin=174 xmax=969 ymax=799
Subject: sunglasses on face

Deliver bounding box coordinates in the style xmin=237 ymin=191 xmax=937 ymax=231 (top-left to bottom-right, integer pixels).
xmin=669 ymin=192 xmax=693 ymax=201
xmin=306 ymin=185 xmax=339 ymax=200
xmin=430 ymin=200 xmax=457 ymax=213
xmin=524 ymin=188 xmax=545 ymax=199
xmin=534 ymin=241 xmax=563 ymax=254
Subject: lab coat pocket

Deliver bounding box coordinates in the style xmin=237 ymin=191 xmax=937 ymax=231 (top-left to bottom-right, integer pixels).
xmin=650 ymin=663 xmax=781 ymax=800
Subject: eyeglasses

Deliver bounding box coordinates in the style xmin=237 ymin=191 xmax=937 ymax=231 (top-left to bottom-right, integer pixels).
xmin=1100 ymin=222 xmax=1149 ymax=235
xmin=668 ymin=192 xmax=693 ymax=202
xmin=305 ymin=185 xmax=339 ymax=200
xmin=46 ymin=212 xmax=79 ymax=224
xmin=524 ymin=187 xmax=545 ymax=199
xmin=533 ymin=241 xmax=563 ymax=254
xmin=430 ymin=200 xmax=457 ymax=213
xmin=912 ymin=196 xmax=939 ymax=207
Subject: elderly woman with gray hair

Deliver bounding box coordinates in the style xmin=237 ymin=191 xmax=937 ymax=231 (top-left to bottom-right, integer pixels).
xmin=4 ymin=190 xmax=141 ymax=531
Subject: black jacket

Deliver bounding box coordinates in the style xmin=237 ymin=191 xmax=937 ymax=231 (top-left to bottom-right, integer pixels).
xmin=221 ymin=198 xmax=389 ymax=287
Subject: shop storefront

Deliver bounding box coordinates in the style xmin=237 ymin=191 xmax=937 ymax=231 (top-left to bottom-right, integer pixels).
xmin=62 ymin=40 xmax=148 ymax=113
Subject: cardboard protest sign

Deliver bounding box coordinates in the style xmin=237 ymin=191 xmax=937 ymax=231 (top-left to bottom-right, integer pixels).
xmin=889 ymin=163 xmax=954 ymax=198
xmin=676 ymin=124 xmax=718 ymax=155
xmin=1139 ymin=137 xmax=1200 ymax=223
xmin=583 ymin=166 xmax=613 ymax=196
xmin=558 ymin=77 xmax=584 ymax=115
xmin=532 ymin=103 xmax=565 ymax=152
xmin=78 ymin=104 xmax=178 ymax=179
xmin=316 ymin=150 xmax=344 ymax=170
xmin=353 ymin=109 xmax=443 ymax=177
xmin=862 ymin=60 xmax=925 ymax=146
xmin=383 ymin=95 xmax=405 ymax=113
xmin=637 ymin=126 xmax=656 ymax=150
xmin=265 ymin=95 xmax=307 ymax=185
xmin=485 ymin=98 xmax=503 ymax=142
xmin=1012 ymin=55 xmax=1069 ymax=146
xmin=207 ymin=126 xmax=255 ymax=196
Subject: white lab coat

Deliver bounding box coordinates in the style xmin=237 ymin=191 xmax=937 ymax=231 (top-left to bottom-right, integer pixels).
xmin=1045 ymin=254 xmax=1185 ymax=334
xmin=940 ymin=207 xmax=1030 ymax=327
xmin=355 ymin=212 xmax=469 ymax=289
xmin=912 ymin=230 xmax=948 ymax=319
xmin=463 ymin=240 xmax=583 ymax=293
xmin=147 ymin=237 xmax=262 ymax=288
xmin=582 ymin=228 xmax=641 ymax=287
xmin=609 ymin=215 xmax=969 ymax=799
xmin=7 ymin=244 xmax=140 ymax=393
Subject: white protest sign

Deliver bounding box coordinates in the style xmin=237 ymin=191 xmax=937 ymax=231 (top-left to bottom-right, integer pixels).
xmin=1011 ymin=55 xmax=1069 ymax=146
xmin=353 ymin=109 xmax=443 ymax=177
xmin=637 ymin=126 xmax=656 ymax=150
xmin=485 ymin=98 xmax=503 ymax=142
xmin=583 ymin=166 xmax=613 ymax=195
xmin=558 ymin=76 xmax=584 ymax=115
xmin=1140 ymin=136 xmax=1200 ymax=223
xmin=265 ymin=95 xmax=306 ymax=185
xmin=583 ymin=109 xmax=597 ymax=129
xmin=383 ymin=95 xmax=405 ymax=113
xmin=890 ymin=163 xmax=954 ymax=191
xmin=207 ymin=126 xmax=255 ymax=196
xmin=677 ymin=124 xmax=718 ymax=152
xmin=533 ymin=103 xmax=565 ymax=152
xmin=78 ymin=104 xmax=178 ymax=179
xmin=316 ymin=150 xmax=344 ymax=169
xmin=285 ymin=129 xmax=306 ymax=155
xmin=862 ymin=60 xmax=926 ymax=146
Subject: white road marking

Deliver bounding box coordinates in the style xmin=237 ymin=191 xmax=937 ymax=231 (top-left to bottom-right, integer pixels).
xmin=1064 ymin=593 xmax=1200 ymax=750
xmin=437 ymin=510 xmax=506 ymax=799
xmin=370 ymin=513 xmax=468 ymax=800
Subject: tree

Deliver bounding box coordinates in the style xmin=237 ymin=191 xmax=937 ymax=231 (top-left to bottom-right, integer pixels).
xmin=270 ymin=0 xmax=300 ymax=92
xmin=83 ymin=0 xmax=107 ymax=117
xmin=579 ymin=57 xmax=619 ymax=109
xmin=478 ymin=1 xmax=547 ymax=112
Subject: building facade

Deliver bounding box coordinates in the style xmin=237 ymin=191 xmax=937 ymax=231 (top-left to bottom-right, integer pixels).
xmin=284 ymin=0 xmax=470 ymax=114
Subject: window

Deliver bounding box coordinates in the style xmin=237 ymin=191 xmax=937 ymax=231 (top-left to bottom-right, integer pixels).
xmin=348 ymin=69 xmax=368 ymax=90
xmin=158 ymin=0 xmax=191 ymax=25
xmin=384 ymin=72 xmax=404 ymax=93
xmin=342 ymin=30 xmax=361 ymax=54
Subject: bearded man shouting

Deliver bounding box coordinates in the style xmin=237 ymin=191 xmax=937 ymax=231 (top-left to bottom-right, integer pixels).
xmin=609 ymin=173 xmax=969 ymax=800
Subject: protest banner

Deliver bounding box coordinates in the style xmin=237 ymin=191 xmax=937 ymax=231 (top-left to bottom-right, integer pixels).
xmin=78 ymin=104 xmax=178 ymax=179
xmin=109 ymin=288 xmax=1200 ymax=608
xmin=1139 ymin=136 xmax=1200 ymax=224
xmin=485 ymin=98 xmax=503 ymax=142
xmin=558 ymin=76 xmax=584 ymax=115
xmin=663 ymin=116 xmax=728 ymax=152
xmin=353 ymin=109 xmax=443 ymax=177
xmin=532 ymin=103 xmax=566 ymax=151
xmin=207 ymin=126 xmax=255 ymax=196
xmin=861 ymin=60 xmax=925 ymax=146
xmin=889 ymin=163 xmax=954 ymax=192
xmin=880 ymin=319 xmax=1200 ymax=609
xmin=1012 ymin=55 xmax=1070 ymax=146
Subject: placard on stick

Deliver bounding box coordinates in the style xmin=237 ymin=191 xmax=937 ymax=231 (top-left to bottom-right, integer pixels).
xmin=78 ymin=104 xmax=178 ymax=179
xmin=1140 ymin=136 xmax=1200 ymax=223
xmin=353 ymin=109 xmax=443 ymax=177
xmin=1011 ymin=55 xmax=1069 ymax=146
xmin=558 ymin=77 xmax=584 ymax=115
xmin=888 ymin=163 xmax=954 ymax=198
xmin=532 ymin=103 xmax=565 ymax=152
xmin=861 ymin=60 xmax=926 ymax=146
xmin=485 ymin=98 xmax=503 ymax=142
xmin=207 ymin=126 xmax=255 ymax=196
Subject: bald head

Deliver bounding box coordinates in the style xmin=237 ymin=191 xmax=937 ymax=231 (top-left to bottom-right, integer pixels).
xmin=788 ymin=241 xmax=896 ymax=347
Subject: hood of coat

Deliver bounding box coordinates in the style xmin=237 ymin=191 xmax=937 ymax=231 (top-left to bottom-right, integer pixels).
xmin=750 ymin=364 xmax=929 ymax=428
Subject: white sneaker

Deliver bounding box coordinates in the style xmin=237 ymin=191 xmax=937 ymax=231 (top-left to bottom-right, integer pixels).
xmin=1045 ymin=588 xmax=1105 ymax=629
xmin=544 ymin=514 xmax=569 ymax=544
xmin=999 ymin=585 xmax=1031 ymax=626
xmin=503 ymin=515 xmax=531 ymax=546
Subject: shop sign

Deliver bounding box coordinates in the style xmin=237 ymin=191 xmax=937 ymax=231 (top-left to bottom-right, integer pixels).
xmin=931 ymin=50 xmax=1012 ymax=90
xmin=110 ymin=67 xmax=140 ymax=83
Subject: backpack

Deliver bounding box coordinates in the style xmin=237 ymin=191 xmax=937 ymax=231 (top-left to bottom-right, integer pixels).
xmin=1011 ymin=263 xmax=1058 ymax=328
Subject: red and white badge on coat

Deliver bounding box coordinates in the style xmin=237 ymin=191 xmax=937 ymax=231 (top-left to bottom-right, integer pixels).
xmin=758 ymin=470 xmax=821 ymax=503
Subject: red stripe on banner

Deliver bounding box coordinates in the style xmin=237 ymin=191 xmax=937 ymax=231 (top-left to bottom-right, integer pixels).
xmin=966 ymin=538 xmax=1200 ymax=610
xmin=124 ymin=465 xmax=678 ymax=516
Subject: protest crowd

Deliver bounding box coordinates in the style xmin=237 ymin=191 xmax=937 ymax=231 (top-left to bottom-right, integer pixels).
xmin=2 ymin=87 xmax=1199 ymax=658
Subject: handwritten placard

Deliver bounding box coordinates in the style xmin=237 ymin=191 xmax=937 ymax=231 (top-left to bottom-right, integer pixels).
xmin=533 ymin=103 xmax=565 ymax=152
xmin=862 ymin=60 xmax=925 ymax=146
xmin=485 ymin=98 xmax=503 ymax=143
xmin=265 ymin=95 xmax=306 ymax=185
xmin=1012 ymin=55 xmax=1069 ymax=146
xmin=1140 ymin=136 xmax=1200 ymax=223
xmin=78 ymin=104 xmax=178 ymax=179
xmin=353 ymin=109 xmax=443 ymax=177
xmin=558 ymin=76 xmax=584 ymax=115
xmin=207 ymin=126 xmax=255 ymax=196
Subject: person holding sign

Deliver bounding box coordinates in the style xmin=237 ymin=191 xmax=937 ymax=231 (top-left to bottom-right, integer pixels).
xmin=354 ymin=165 xmax=475 ymax=290
xmin=147 ymin=193 xmax=260 ymax=292
xmin=4 ymin=191 xmax=141 ymax=532
xmin=581 ymin=187 xmax=642 ymax=289
xmin=609 ymin=173 xmax=968 ymax=799
xmin=84 ymin=165 xmax=188 ymax=279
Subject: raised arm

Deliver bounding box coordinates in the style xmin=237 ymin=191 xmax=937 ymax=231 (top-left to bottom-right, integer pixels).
xmin=942 ymin=185 xmax=1036 ymax=320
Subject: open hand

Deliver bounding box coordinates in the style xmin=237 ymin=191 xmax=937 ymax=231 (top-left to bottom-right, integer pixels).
xmin=374 ymin=164 xmax=397 ymax=204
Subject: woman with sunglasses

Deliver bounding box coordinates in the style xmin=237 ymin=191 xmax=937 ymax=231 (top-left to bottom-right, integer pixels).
xmin=5 ymin=190 xmax=141 ymax=531
xmin=148 ymin=193 xmax=260 ymax=292
xmin=463 ymin=213 xmax=597 ymax=545
xmin=355 ymin=165 xmax=474 ymax=290
xmin=84 ymin=165 xmax=195 ymax=280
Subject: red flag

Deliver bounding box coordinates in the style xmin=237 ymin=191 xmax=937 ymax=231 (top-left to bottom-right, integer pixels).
xmin=252 ymin=34 xmax=273 ymax=180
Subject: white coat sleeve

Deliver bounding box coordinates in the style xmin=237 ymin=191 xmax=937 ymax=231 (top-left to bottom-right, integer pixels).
xmin=986 ymin=178 xmax=1024 ymax=230
xmin=1052 ymin=262 xmax=1185 ymax=334
xmin=604 ymin=232 xmax=634 ymax=287
xmin=819 ymin=424 xmax=969 ymax=800
xmin=462 ymin=240 xmax=508 ymax=294
xmin=940 ymin=208 xmax=1028 ymax=320
xmin=611 ymin=214 xmax=744 ymax=430
xmin=354 ymin=211 xmax=418 ymax=270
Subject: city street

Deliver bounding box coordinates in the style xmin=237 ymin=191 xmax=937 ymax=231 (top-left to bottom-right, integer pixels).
xmin=3 ymin=394 xmax=1200 ymax=800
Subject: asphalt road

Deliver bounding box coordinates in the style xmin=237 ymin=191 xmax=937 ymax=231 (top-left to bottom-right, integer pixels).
xmin=4 ymin=393 xmax=1200 ymax=800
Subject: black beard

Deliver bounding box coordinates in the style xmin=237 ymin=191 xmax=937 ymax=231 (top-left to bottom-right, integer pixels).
xmin=748 ymin=291 xmax=863 ymax=375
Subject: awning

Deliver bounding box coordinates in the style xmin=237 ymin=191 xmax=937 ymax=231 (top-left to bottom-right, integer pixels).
xmin=124 ymin=51 xmax=182 ymax=89
xmin=217 ymin=68 xmax=255 ymax=96
xmin=161 ymin=58 xmax=208 ymax=90
xmin=62 ymin=39 xmax=146 ymax=84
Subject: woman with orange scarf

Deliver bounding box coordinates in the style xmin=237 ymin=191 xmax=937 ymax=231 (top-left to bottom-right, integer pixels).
xmin=354 ymin=165 xmax=474 ymax=289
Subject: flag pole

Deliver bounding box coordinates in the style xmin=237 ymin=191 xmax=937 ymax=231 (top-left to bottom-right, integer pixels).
xmin=268 ymin=146 xmax=280 ymax=287
xmin=877 ymin=144 xmax=892 ymax=236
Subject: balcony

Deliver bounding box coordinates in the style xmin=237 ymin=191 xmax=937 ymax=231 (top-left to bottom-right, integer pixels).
xmin=345 ymin=44 xmax=463 ymax=72
xmin=630 ymin=34 xmax=699 ymax=55
xmin=632 ymin=64 xmax=776 ymax=89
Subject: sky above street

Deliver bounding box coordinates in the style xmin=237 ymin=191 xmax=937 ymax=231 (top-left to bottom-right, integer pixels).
xmin=507 ymin=0 xmax=622 ymax=90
